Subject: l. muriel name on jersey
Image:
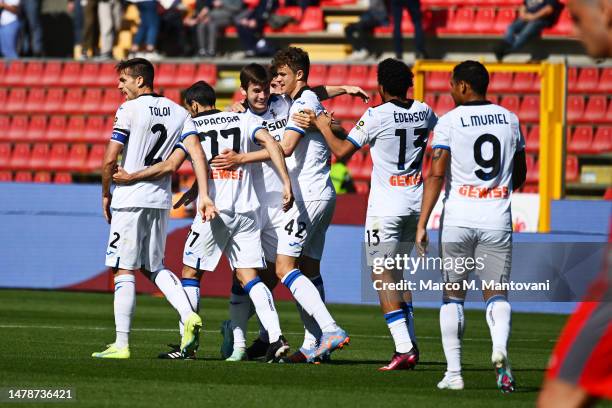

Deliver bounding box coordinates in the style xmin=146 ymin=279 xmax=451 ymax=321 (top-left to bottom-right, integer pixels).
xmin=460 ymin=113 xmax=509 ymax=127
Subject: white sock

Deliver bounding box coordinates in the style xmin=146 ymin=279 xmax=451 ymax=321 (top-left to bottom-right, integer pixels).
xmin=299 ymin=275 xmax=325 ymax=350
xmin=114 ymin=275 xmax=135 ymax=349
xmin=282 ymin=269 xmax=338 ymax=333
xmin=152 ymin=269 xmax=194 ymax=323
xmin=179 ymin=278 xmax=200 ymax=336
xmin=486 ymin=296 xmax=511 ymax=357
xmin=245 ymin=278 xmax=282 ymax=343
xmin=402 ymin=302 xmax=418 ymax=347
xmin=440 ymin=301 xmax=465 ymax=377
xmin=384 ymin=309 xmax=413 ymax=353
xmin=230 ymin=284 xmax=250 ymax=349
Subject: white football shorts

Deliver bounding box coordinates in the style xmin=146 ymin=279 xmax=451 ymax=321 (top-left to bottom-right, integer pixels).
xmin=257 ymin=203 xmax=285 ymax=263
xmin=364 ymin=214 xmax=419 ymax=267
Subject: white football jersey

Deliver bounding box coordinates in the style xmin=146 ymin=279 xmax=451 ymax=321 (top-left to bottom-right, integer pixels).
xmin=246 ymin=94 xmax=292 ymax=206
xmin=431 ymin=101 xmax=525 ymax=231
xmin=348 ymin=99 xmax=437 ymax=217
xmin=111 ymin=94 xmax=197 ymax=209
xmin=189 ymin=110 xmax=263 ymax=214
xmin=284 ymin=87 xmax=335 ymax=201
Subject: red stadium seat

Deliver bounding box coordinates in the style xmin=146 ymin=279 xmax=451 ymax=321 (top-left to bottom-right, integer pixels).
xmin=565 ymin=155 xmax=579 ymax=182
xmin=359 ymin=152 xmax=373 ymax=180
xmin=346 ymin=152 xmax=364 ymax=180
xmin=43 ymin=88 xmax=65 ymax=114
xmin=598 ymin=68 xmax=612 ymax=94
xmin=96 ymin=63 xmax=117 ymax=87
xmin=489 ymin=72 xmax=513 ymax=93
xmin=0 ymin=89 xmax=7 ymax=114
xmin=79 ymin=63 xmax=100 ymax=86
xmin=583 ymin=96 xmax=608 ymax=123
xmin=0 ymin=116 xmax=10 ymax=142
xmin=48 ymin=143 xmax=70 ymax=171
xmin=84 ymin=116 xmax=107 ymax=143
xmin=65 ymin=116 xmax=87 ymax=142
xmin=59 ymin=62 xmax=82 ymax=87
xmin=66 ymin=144 xmax=88 ymax=171
xmin=574 ymin=67 xmax=600 ymax=93
xmin=14 ymin=171 xmax=33 ymax=183
xmin=426 ymin=71 xmax=450 ymax=91
xmin=592 ymin=127 xmax=612 ymax=153
xmin=7 ymin=115 xmax=28 ymax=142
xmin=195 ymin=64 xmax=217 ymax=85
xmin=157 ymin=64 xmax=178 ymax=88
xmin=473 ymin=8 xmax=497 ymax=33
xmin=63 ymin=89 xmax=84 ymax=114
xmin=46 ymin=116 xmax=67 ymax=142
xmin=23 ymin=62 xmax=45 ymax=86
xmin=493 ymin=8 xmax=515 ymax=33
xmin=436 ymin=94 xmax=455 ymax=115
xmin=82 ymin=88 xmax=104 ymax=114
xmin=332 ymin=95 xmax=357 ymax=120
xmin=42 ymin=61 xmax=63 ymax=86
xmin=29 ymin=144 xmax=50 ymax=170
xmin=567 ymin=126 xmax=594 ymax=154
xmin=368 ymin=92 xmax=382 ymax=107
xmin=309 ymin=65 xmax=328 ymax=87
xmin=500 ymin=95 xmax=520 ymax=113
xmin=0 ymin=171 xmax=11 ymax=181
xmin=4 ymin=61 xmax=26 ymax=86
xmin=519 ymin=95 xmax=539 ymax=122
xmin=25 ymin=88 xmax=46 ymax=111
xmin=526 ymin=125 xmax=539 ymax=153
xmin=54 ymin=172 xmax=73 ymax=183
xmin=543 ymin=8 xmax=572 ymax=36
xmin=6 ymin=88 xmax=27 ymax=114
xmin=174 ymin=64 xmax=197 ymax=88
xmin=424 ymin=93 xmax=436 ymax=109
xmin=26 ymin=115 xmax=48 ymax=142
xmin=101 ymin=89 xmax=124 ymax=114
xmin=365 ymin=65 xmax=378 ymax=90
xmin=86 ymin=144 xmax=105 ymax=172
xmin=440 ymin=7 xmax=475 ymax=34
xmin=567 ymin=66 xmax=578 ymax=92
xmin=33 ymin=171 xmax=52 ymax=183
xmin=327 ymin=65 xmax=348 ymax=85
xmin=512 ymin=72 xmax=537 ymax=93
xmin=0 ymin=143 xmax=11 ymax=169
xmin=347 ymin=65 xmax=370 ymax=90
xmin=566 ymin=95 xmax=585 ymax=123
xmin=298 ymin=7 xmax=324 ymax=31
xmin=10 ymin=143 xmax=31 ymax=170
xmin=163 ymin=88 xmax=182 ymax=105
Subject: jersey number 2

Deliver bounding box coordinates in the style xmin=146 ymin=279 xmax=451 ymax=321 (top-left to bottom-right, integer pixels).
xmin=144 ymin=124 xmax=168 ymax=166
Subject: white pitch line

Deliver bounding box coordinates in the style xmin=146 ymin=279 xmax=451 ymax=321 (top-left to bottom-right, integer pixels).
xmin=0 ymin=324 xmax=556 ymax=342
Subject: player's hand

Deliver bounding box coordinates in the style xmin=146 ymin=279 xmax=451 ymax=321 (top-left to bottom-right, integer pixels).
xmin=415 ymin=225 xmax=428 ymax=257
xmin=292 ymin=109 xmax=315 ymax=129
xmin=173 ymin=188 xmax=198 ymax=209
xmin=102 ymin=195 xmax=112 ymax=224
xmin=199 ymin=195 xmax=220 ymax=222
xmin=229 ymin=101 xmax=246 ymax=113
xmin=282 ymin=185 xmax=294 ymax=212
xmin=343 ymin=86 xmax=369 ymax=103
xmin=314 ymin=110 xmax=334 ymax=130
xmin=112 ymin=166 xmax=133 ymax=185
xmin=210 ymin=149 xmax=241 ymax=170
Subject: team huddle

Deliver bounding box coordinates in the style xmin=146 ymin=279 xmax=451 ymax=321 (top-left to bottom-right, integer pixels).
xmin=93 ymin=48 xmax=527 ymax=394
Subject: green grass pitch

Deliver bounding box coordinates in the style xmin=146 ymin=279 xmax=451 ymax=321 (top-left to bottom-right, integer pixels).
xmin=0 ymin=289 xmax=569 ymax=407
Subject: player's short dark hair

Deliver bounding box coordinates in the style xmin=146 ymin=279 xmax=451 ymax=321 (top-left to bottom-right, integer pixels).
xmin=377 ymin=58 xmax=414 ymax=98
xmin=240 ymin=63 xmax=271 ymax=90
xmin=452 ymin=60 xmax=489 ymax=96
xmin=271 ymin=47 xmax=310 ymax=81
xmin=184 ymin=80 xmax=216 ymax=107
xmin=115 ymin=58 xmax=155 ymax=88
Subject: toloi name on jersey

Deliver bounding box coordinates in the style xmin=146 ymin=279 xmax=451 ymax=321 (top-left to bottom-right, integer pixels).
xmin=460 ymin=114 xmax=510 ymax=127
xmin=393 ymin=110 xmax=429 ymax=124
xmin=149 ymin=106 xmax=171 ymax=117
xmin=195 ymin=115 xmax=241 ymax=127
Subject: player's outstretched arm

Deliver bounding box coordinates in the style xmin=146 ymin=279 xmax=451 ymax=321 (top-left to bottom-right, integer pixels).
xmin=311 ymin=110 xmax=358 ymax=160
xmin=255 ymin=128 xmax=294 ymax=211
xmin=113 ymin=148 xmax=187 ymax=185
xmin=512 ymin=149 xmax=527 ymax=191
xmin=101 ymin=141 xmax=123 ymax=224
xmin=183 ymin=134 xmax=219 ymax=221
xmin=416 ymin=148 xmax=450 ymax=256
xmin=323 ymin=85 xmax=370 ymax=103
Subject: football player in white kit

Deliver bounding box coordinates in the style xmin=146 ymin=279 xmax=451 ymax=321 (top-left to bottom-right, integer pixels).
xmin=415 ymin=61 xmax=527 ymax=392
xmin=94 ymin=58 xmax=217 ymax=359
xmin=213 ymin=64 xmax=370 ymax=362
xmin=310 ymin=59 xmax=437 ymax=371
xmin=113 ymin=80 xmax=296 ymax=363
